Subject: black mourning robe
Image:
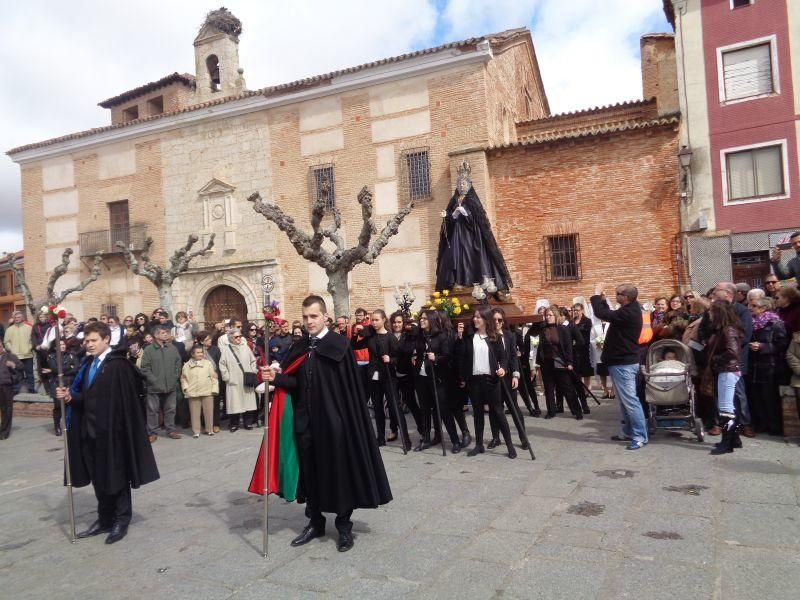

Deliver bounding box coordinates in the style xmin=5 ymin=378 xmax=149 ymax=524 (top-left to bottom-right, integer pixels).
xmin=273 ymin=331 xmax=392 ymax=515
xmin=66 ymin=349 xmax=159 ymax=494
xmin=435 ymin=186 xmax=513 ymax=292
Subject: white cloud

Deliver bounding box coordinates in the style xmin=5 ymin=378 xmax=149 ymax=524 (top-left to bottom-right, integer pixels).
xmin=0 ymin=0 xmax=668 ymax=252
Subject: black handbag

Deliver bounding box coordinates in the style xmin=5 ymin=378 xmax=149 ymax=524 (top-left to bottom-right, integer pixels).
xmin=230 ymin=346 xmax=257 ymax=388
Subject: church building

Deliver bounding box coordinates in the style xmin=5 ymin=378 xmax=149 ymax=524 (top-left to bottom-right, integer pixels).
xmin=7 ymin=8 xmax=680 ymax=323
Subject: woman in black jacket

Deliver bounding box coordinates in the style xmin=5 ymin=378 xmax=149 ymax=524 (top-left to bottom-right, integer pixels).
xmin=413 ymin=309 xmax=461 ymax=452
xmin=438 ymin=309 xmax=472 ymax=447
xmin=366 ymin=310 xmax=401 ymax=447
xmin=746 ymin=297 xmax=789 ymax=436
xmin=45 ymin=339 xmax=80 ymax=436
xmin=536 ymin=307 xmax=583 ymax=420
xmin=706 ymin=301 xmax=744 ymax=454
xmin=459 ymin=306 xmax=516 ymax=458
xmin=391 ymin=311 xmax=424 ymax=441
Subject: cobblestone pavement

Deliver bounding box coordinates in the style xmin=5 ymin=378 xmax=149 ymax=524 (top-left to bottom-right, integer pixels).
xmin=1 ymin=401 xmax=799 ymax=599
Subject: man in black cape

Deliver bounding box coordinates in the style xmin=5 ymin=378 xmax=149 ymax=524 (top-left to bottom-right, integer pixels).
xmin=56 ymin=322 xmax=159 ymax=544
xmin=435 ymin=162 xmax=512 ymax=292
xmin=263 ymin=295 xmax=392 ymax=552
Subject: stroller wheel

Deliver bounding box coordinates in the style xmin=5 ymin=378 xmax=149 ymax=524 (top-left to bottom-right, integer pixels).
xmin=694 ymin=418 xmax=705 ymax=443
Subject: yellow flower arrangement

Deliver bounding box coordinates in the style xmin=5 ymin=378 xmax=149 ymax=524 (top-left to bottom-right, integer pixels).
xmin=463 ymin=303 xmax=470 ymax=310
xmin=453 ymin=306 xmax=462 ymax=315
xmin=435 ymin=298 xmax=443 ymax=305
xmin=432 ymin=291 xmax=441 ymax=298
xmin=442 ymin=290 xmax=449 ymax=297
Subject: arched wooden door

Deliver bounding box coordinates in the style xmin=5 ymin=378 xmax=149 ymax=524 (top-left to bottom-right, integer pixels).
xmin=203 ymin=285 xmax=248 ymax=329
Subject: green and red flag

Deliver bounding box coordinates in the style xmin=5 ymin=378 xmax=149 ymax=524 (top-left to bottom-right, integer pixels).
xmin=248 ymin=353 xmax=307 ymax=500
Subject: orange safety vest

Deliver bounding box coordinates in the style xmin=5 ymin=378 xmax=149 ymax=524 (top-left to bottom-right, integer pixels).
xmin=637 ymin=310 xmax=653 ymax=345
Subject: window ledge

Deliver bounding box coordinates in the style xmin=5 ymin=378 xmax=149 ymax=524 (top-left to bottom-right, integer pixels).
xmin=723 ymin=193 xmax=789 ymax=206
xmin=721 ymin=92 xmax=779 ymax=106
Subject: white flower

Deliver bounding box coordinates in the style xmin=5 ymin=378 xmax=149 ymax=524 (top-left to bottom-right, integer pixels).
xmin=530 ymin=336 xmax=539 ymax=347
xmin=440 ymin=210 xmax=447 ymax=218
xmin=595 ymin=334 xmax=605 ymax=347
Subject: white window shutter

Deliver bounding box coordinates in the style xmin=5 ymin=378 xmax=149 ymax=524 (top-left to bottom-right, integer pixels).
xmin=723 ymin=43 xmax=773 ymax=100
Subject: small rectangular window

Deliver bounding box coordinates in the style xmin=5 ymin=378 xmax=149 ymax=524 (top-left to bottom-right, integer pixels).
xmin=147 ymin=95 xmax=164 ymax=116
xmin=722 ymin=42 xmax=773 ymax=101
xmin=543 ymin=234 xmax=581 ymax=281
xmin=311 ymin=164 xmax=335 ymax=210
xmin=0 ymin=275 xmax=8 ymax=297
xmin=731 ymin=0 xmax=752 ymax=8
xmin=122 ymin=105 xmax=139 ymax=122
xmin=404 ymin=149 xmax=431 ymax=200
xmin=725 ymin=144 xmax=784 ymax=201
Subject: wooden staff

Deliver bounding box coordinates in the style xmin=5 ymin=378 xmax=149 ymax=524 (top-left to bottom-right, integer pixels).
xmin=53 ymin=316 xmax=77 ymax=542
xmin=261 ymin=321 xmax=271 ymax=558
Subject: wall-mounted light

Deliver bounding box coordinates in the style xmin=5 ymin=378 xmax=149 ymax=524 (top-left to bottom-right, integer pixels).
xmin=678 ymin=145 xmax=693 ymax=203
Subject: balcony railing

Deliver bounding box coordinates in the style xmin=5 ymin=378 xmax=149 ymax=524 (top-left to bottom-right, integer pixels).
xmin=79 ymin=225 xmax=148 ymax=257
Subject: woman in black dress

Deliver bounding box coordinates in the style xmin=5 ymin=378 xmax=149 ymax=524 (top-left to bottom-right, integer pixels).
xmin=537 ymin=307 xmax=583 ymax=420
xmin=366 ymin=310 xmax=401 ymax=447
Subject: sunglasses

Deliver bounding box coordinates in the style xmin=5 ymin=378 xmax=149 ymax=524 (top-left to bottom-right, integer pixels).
xmin=494 ymin=318 xmax=504 ymax=322
xmin=765 ymin=281 xmax=778 ymax=285
xmin=684 ymin=295 xmax=694 ymax=299
xmin=249 ymin=328 xmax=257 ymax=331
xmin=232 ymin=335 xmax=242 ymax=339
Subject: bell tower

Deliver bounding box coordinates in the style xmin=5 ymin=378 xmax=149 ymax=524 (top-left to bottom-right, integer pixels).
xmin=193 ymin=7 xmax=246 ymax=104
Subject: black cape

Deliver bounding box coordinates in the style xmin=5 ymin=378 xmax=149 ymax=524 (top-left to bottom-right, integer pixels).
xmin=435 ymin=186 xmax=512 ymax=291
xmin=274 ymin=331 xmax=392 ymax=515
xmin=66 ymin=349 xmax=159 ymax=494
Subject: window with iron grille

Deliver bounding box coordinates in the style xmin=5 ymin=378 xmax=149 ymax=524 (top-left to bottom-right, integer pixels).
xmin=404 ymin=149 xmax=431 ymax=200
xmin=101 ymin=304 xmax=118 ymax=319
xmin=310 ymin=164 xmax=336 ymax=210
xmin=543 ymin=234 xmax=581 ymax=281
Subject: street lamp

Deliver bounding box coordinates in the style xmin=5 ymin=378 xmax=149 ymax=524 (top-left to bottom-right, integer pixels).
xmin=678 ymin=145 xmax=693 ymax=202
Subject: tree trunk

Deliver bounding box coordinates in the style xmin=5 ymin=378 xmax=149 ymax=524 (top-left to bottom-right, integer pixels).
xmin=326 ymin=269 xmax=350 ymax=318
xmin=158 ymin=284 xmax=174 ymax=318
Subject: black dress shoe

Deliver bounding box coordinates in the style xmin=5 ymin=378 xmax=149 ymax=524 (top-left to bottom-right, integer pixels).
xmin=229 ymin=425 xmax=239 ymax=433
xmin=507 ymin=447 xmax=517 ymax=459
xmin=461 ymin=432 xmax=472 ymax=447
xmin=337 ymin=531 xmax=354 ymax=552
xmin=413 ymin=440 xmax=426 ymax=452
xmin=78 ymin=520 xmax=111 ymax=538
xmin=243 ymin=424 xmax=253 ymax=430
xmin=105 ymin=522 xmax=128 ymax=544
xmin=582 ymin=408 xmax=591 ymax=415
xmin=54 ymin=425 xmax=62 ymax=436
xmin=467 ymin=446 xmax=485 ymax=457
xmin=451 ymin=442 xmax=461 ymax=454
xmin=487 ymin=438 xmax=501 ymax=449
xmin=544 ymin=413 xmax=555 ymax=419
xmin=431 ymin=436 xmax=441 ymax=445
xmin=530 ymin=410 xmax=542 ymax=418
xmin=290 ymin=525 xmax=325 ymax=547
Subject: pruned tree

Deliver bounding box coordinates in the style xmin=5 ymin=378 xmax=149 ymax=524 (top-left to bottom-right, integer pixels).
xmin=248 ymin=182 xmax=413 ymax=317
xmin=116 ymin=234 xmax=216 ymax=317
xmin=6 ymin=248 xmax=103 ymax=317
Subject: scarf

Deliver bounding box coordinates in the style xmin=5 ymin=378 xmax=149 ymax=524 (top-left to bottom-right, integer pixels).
xmin=752 ymin=310 xmax=782 ymax=331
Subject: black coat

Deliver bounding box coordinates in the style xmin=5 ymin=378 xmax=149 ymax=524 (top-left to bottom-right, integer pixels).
xmin=394 ymin=330 xmax=418 ymax=376
xmin=749 ymin=318 xmax=789 ymax=383
xmin=273 ymin=331 xmax=392 ymax=514
xmin=590 ymin=296 xmax=643 ymax=366
xmin=66 ymin=350 xmax=159 ymax=494
xmin=573 ymin=317 xmax=593 ymax=375
xmin=366 ymin=331 xmax=399 ymax=380
xmin=535 ymin=323 xmax=575 ymax=368
xmin=497 ymin=329 xmax=520 ymax=376
xmin=413 ymin=330 xmax=454 ymax=383
xmin=458 ymin=333 xmax=506 ymax=382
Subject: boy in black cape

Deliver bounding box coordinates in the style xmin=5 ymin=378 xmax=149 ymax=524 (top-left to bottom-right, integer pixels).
xmin=56 ymin=321 xmax=159 ymax=545
xmin=263 ymin=295 xmax=392 ymax=552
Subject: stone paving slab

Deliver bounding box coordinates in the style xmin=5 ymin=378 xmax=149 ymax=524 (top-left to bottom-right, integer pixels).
xmin=1 ymin=400 xmax=799 ymax=599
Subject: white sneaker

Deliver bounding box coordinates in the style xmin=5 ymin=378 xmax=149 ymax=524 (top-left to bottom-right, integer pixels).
xmin=207 ymin=431 xmax=215 ymax=436
xmin=193 ymin=433 xmax=200 ymax=439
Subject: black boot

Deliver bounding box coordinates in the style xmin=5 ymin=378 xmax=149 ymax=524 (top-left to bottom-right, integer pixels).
xmin=710 ymin=417 xmax=737 ymax=455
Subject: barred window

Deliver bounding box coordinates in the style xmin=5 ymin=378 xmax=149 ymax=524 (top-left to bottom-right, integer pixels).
xmin=543 ymin=234 xmax=581 ymax=281
xmin=101 ymin=304 xmax=118 ymax=319
xmin=404 ymin=149 xmax=431 ymax=200
xmin=310 ymin=164 xmax=336 ymax=209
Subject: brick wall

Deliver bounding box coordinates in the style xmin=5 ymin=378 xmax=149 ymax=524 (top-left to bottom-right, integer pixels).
xmin=490 ymin=125 xmax=681 ymax=309
xmin=109 ymin=81 xmax=195 ymax=125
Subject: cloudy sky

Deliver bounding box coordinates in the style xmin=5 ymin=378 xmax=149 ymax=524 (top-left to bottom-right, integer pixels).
xmin=0 ymin=0 xmax=669 ymax=253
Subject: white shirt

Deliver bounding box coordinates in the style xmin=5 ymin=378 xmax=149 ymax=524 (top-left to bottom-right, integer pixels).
xmin=109 ymin=326 xmax=122 ymax=347
xmin=91 ymin=347 xmax=112 ymax=369
xmin=312 ymin=326 xmax=329 ymax=341
xmin=472 ymin=335 xmax=491 ymax=376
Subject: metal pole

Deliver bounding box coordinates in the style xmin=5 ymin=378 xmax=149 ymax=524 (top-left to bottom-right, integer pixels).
xmin=261 ymin=322 xmax=270 ymax=558
xmin=54 ymin=319 xmax=77 ymax=542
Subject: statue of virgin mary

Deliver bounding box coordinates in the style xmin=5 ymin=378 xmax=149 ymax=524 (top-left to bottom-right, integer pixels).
xmin=435 ymin=161 xmax=512 ymax=292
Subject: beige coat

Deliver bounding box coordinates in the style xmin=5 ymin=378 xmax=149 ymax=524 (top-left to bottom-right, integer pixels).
xmin=4 ymin=323 xmax=33 ymax=359
xmin=787 ymin=333 xmax=800 ymax=388
xmin=219 ymin=342 xmax=257 ymax=414
xmin=181 ymin=359 xmax=218 ymax=398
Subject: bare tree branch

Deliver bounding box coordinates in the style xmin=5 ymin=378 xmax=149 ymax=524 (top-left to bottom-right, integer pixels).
xmin=6 ymin=248 xmax=103 ymax=316
xmin=249 ymin=183 xmax=414 ymax=316
xmin=53 ymin=254 xmax=104 ymax=304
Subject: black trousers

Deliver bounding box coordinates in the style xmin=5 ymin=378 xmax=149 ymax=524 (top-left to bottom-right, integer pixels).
xmin=397 ymin=374 xmax=423 ymax=435
xmin=540 ymin=360 xmax=581 ymax=416
xmin=296 ymin=429 xmax=353 ymax=534
xmin=519 ymin=363 xmax=541 ymax=413
xmin=0 ymin=385 xmax=13 ymax=438
xmin=468 ymin=375 xmax=512 ymax=449
xmin=489 ymin=375 xmax=526 ymax=442
xmin=415 ymin=375 xmax=459 ymax=444
xmin=747 ymin=373 xmax=782 ymax=435
xmin=369 ymin=377 xmax=398 ymax=441
xmin=82 ymin=436 xmax=132 ymax=527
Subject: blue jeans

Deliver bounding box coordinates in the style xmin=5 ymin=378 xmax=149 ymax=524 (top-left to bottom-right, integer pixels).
xmin=609 ymin=364 xmax=648 ymax=444
xmin=717 ymin=372 xmax=739 ymax=416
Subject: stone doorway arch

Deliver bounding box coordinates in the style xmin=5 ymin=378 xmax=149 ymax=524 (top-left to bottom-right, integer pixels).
xmin=203 ymin=285 xmax=248 ymax=329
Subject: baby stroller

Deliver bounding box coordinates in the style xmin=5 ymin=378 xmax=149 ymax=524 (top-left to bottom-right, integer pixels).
xmin=641 ymin=339 xmax=704 ymax=442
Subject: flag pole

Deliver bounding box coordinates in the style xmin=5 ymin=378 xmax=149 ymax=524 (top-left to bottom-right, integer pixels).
xmin=260 ymin=276 xmax=275 ymax=558
xmin=53 ymin=315 xmax=77 ymax=542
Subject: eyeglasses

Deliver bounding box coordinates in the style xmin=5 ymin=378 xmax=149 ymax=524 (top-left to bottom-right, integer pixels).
xmin=684 ymin=295 xmax=694 ymax=300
